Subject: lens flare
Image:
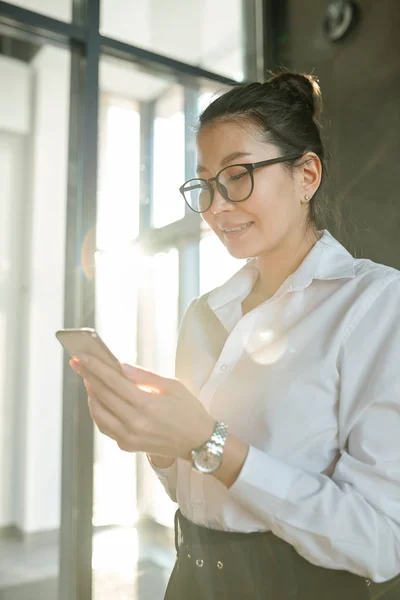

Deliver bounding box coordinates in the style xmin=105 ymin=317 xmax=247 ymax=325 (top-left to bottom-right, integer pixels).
xmin=244 ymin=328 xmax=288 ymax=365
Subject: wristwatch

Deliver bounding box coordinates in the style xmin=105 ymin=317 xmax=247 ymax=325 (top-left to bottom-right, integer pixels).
xmin=191 ymin=421 xmax=228 ymax=474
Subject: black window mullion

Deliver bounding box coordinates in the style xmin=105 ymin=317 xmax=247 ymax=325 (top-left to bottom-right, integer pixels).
xmin=242 ymin=0 xmax=265 ymax=81
xmin=101 ymin=34 xmax=242 ymax=88
xmin=59 ymin=1 xmax=100 ymax=599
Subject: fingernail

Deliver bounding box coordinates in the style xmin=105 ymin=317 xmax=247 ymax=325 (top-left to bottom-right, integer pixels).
xmin=121 ymin=363 xmax=136 ymax=376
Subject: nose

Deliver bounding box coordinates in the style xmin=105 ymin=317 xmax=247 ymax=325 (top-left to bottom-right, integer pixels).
xmin=210 ymin=186 xmax=234 ymax=215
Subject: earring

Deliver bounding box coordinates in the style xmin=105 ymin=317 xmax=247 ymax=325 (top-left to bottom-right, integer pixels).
xmin=305 ymin=195 xmax=311 ymax=201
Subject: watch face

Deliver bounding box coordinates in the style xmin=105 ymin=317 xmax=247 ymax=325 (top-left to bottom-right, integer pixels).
xmin=194 ymin=447 xmax=222 ymax=474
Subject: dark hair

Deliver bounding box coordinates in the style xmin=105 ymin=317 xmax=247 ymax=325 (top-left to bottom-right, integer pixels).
xmin=199 ymin=72 xmax=330 ymax=231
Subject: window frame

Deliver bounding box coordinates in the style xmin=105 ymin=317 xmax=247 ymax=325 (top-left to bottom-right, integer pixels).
xmin=0 ymin=1 xmax=270 ymax=598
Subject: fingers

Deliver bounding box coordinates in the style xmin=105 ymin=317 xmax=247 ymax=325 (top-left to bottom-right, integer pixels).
xmin=70 ymin=356 xmax=149 ymax=408
xmin=121 ymin=363 xmax=182 ymax=396
xmin=82 ymin=368 xmax=141 ymax=426
xmin=83 ymin=378 xmax=94 ymax=397
xmin=87 ymin=392 xmax=135 ymax=449
xmin=70 ymin=360 xmax=146 ymax=452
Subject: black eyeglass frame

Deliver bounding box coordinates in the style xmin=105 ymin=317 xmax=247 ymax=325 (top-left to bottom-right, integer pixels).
xmin=179 ymin=153 xmax=302 ymax=213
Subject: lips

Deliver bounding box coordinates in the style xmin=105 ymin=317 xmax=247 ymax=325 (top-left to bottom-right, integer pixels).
xmin=220 ymin=222 xmax=254 ymax=233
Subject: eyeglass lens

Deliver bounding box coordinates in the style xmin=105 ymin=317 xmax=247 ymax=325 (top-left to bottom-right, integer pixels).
xmin=182 ymin=165 xmax=252 ymax=212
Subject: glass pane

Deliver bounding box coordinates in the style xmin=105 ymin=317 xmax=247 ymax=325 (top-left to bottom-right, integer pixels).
xmin=95 ymin=58 xmax=181 ymax=598
xmin=100 ymin=56 xmax=199 ymax=233
xmin=137 ymin=248 xmax=179 ymax=528
xmin=0 ymin=39 xmax=70 ymax=597
xmin=200 ymin=233 xmax=246 ymax=294
xmin=140 ymin=249 xmax=179 ymax=378
xmin=152 ymin=86 xmax=185 ymax=228
xmin=101 ymin=0 xmax=244 ymax=81
xmin=8 ymin=0 xmax=72 ymax=22
xmin=94 ymin=247 xmax=140 ymax=529
xmin=97 ymin=97 xmax=140 ymax=249
xmin=93 ymin=248 xmax=141 ymax=600
xmin=198 ymin=87 xmax=223 ymax=115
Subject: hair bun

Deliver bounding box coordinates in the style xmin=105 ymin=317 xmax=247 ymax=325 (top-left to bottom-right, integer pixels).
xmin=267 ymin=72 xmax=322 ymax=119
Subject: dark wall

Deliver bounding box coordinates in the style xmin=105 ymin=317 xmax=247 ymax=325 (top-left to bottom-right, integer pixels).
xmin=280 ymin=0 xmax=400 ymax=267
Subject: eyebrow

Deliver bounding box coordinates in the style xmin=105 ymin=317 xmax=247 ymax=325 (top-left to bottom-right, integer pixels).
xmin=196 ymin=151 xmax=252 ymax=175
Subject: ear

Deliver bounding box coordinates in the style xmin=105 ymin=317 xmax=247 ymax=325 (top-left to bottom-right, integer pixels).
xmin=300 ymin=152 xmax=322 ymax=202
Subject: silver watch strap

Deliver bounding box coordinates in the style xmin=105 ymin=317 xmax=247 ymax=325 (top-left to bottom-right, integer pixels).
xmin=210 ymin=421 xmax=228 ymax=448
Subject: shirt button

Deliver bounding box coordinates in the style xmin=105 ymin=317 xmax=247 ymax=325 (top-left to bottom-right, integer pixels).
xmin=219 ymin=364 xmax=227 ymax=372
xmin=192 ymin=498 xmax=202 ymax=505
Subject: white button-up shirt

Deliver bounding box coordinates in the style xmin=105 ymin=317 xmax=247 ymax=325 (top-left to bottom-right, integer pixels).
xmin=150 ymin=229 xmax=400 ymax=582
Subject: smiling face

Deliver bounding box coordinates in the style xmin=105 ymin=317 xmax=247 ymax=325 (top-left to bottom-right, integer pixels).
xmin=196 ymin=119 xmax=318 ymax=260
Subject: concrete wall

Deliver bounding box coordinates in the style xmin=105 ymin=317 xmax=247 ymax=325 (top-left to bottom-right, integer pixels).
xmin=282 ymin=0 xmax=400 ymax=268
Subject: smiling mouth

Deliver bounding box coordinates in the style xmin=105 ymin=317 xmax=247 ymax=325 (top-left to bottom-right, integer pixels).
xmin=222 ymin=222 xmax=253 ymax=234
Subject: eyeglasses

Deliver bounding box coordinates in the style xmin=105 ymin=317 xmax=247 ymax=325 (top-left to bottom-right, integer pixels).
xmin=179 ymin=153 xmax=302 ymax=214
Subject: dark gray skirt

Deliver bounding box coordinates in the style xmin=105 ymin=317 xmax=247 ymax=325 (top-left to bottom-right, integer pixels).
xmin=164 ymin=509 xmax=400 ymax=600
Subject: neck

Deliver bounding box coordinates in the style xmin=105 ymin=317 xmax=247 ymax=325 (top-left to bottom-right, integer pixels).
xmin=253 ymin=227 xmax=322 ymax=301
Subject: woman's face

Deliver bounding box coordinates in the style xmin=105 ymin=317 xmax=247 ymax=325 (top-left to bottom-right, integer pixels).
xmin=196 ymin=120 xmax=315 ymax=260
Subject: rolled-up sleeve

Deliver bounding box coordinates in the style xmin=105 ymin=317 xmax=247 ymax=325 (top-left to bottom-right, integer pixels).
xmin=229 ymin=275 xmax=400 ymax=582
xmin=147 ymin=456 xmax=178 ymax=503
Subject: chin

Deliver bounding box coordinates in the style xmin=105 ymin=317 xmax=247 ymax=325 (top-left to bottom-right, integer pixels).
xmin=224 ymin=242 xmax=259 ymax=260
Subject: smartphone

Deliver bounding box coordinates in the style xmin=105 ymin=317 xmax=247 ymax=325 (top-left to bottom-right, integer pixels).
xmin=56 ymin=328 xmax=161 ymax=394
xmin=55 ymin=328 xmax=122 ymax=372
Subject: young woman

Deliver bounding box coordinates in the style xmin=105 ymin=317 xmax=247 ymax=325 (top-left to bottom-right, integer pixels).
xmin=70 ymin=72 xmax=400 ymax=599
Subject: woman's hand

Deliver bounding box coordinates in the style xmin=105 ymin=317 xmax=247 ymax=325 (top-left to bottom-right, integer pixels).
xmin=69 ymin=355 xmax=216 ymax=460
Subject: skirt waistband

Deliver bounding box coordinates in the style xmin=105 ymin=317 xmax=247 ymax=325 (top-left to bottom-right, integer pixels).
xmin=172 ymin=510 xmax=380 ymax=599
xmin=174 ymin=509 xmax=272 ymax=551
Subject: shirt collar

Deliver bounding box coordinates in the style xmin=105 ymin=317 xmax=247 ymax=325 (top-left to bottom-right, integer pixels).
xmin=207 ymin=229 xmax=355 ymax=312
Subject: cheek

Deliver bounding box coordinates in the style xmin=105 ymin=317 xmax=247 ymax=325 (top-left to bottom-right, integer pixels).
xmin=252 ymin=172 xmax=297 ymax=221
xmin=201 ymin=211 xmax=220 ymax=235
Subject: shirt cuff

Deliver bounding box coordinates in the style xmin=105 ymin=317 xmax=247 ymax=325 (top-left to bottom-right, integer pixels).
xmin=228 ymin=445 xmax=296 ymax=518
xmin=147 ymin=454 xmax=176 ymax=476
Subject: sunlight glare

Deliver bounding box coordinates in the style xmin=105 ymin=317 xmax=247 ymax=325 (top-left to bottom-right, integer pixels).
xmin=244 ymin=329 xmax=288 ymax=365
xmin=92 ymin=527 xmax=138 ymax=577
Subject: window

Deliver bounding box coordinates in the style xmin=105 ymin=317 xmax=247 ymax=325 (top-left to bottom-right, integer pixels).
xmin=8 ymin=0 xmax=72 ymax=21
xmin=137 ymin=249 xmax=179 ymax=527
xmin=101 ymin=0 xmax=244 ymax=80
xmin=0 ymin=40 xmax=70 ymax=594
xmin=0 ymin=0 xmax=260 ymax=597
xmin=152 ymin=86 xmax=185 ymax=228
xmin=97 ymin=98 xmax=140 ymax=249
